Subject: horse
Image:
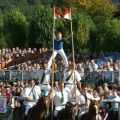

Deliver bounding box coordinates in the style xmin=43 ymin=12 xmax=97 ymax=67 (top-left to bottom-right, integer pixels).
xmin=26 ymin=96 xmax=50 ymax=120
xmin=57 ymin=100 xmax=79 ymax=120
xmin=80 ymin=100 xmax=102 ymax=120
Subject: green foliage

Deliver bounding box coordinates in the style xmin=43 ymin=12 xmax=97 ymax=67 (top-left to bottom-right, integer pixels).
xmin=41 ymin=0 xmax=52 ymax=5
xmin=103 ymin=19 xmax=120 ymax=51
xmin=90 ymin=19 xmax=120 ymax=52
xmin=27 ymin=0 xmax=42 ymax=5
xmin=0 ymin=16 xmax=6 ymax=48
xmin=0 ymin=34 xmax=6 ymax=48
xmin=73 ymin=0 xmax=116 ymax=18
xmin=0 ymin=16 xmax=4 ymax=32
xmin=28 ymin=6 xmax=52 ymax=48
xmin=4 ymin=9 xmax=28 ymax=48
xmin=73 ymin=11 xmax=96 ymax=51
xmin=0 ymin=0 xmax=119 ymax=52
xmin=53 ymin=0 xmax=74 ymax=7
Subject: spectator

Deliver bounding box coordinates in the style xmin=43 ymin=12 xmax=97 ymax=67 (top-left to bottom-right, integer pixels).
xmin=6 ymin=87 xmax=12 ymax=103
xmin=108 ymin=89 xmax=120 ymax=120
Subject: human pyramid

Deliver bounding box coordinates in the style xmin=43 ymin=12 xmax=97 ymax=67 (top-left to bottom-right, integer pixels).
xmin=12 ymin=1 xmax=120 ymax=120
xmin=22 ymin=2 xmax=83 ymax=120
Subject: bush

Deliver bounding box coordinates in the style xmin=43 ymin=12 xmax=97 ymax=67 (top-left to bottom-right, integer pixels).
xmin=4 ymin=9 xmax=28 ymax=48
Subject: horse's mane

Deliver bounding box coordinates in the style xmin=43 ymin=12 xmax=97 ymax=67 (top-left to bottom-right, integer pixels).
xmin=89 ymin=100 xmax=99 ymax=116
xmin=36 ymin=97 xmax=48 ymax=110
xmin=27 ymin=96 xmax=49 ymax=120
xmin=81 ymin=100 xmax=100 ymax=120
xmin=57 ymin=103 xmax=78 ymax=120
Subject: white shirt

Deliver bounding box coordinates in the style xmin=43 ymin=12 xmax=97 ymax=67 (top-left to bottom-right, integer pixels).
xmin=54 ymin=89 xmax=70 ymax=111
xmin=77 ymin=92 xmax=94 ymax=115
xmin=108 ymin=95 xmax=120 ymax=111
xmin=34 ymin=69 xmax=50 ymax=85
xmin=89 ymin=63 xmax=98 ymax=72
xmin=64 ymin=70 xmax=81 ymax=84
xmin=24 ymin=85 xmax=41 ymax=106
xmin=77 ymin=92 xmax=94 ymax=105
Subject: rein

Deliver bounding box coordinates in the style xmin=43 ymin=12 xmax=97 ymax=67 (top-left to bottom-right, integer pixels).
xmin=28 ymin=85 xmax=36 ymax=96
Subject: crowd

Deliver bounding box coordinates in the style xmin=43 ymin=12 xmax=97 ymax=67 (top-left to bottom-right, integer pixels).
xmin=0 ymin=47 xmax=120 ymax=119
xmin=0 ymin=78 xmax=120 ymax=119
xmin=0 ymin=47 xmax=49 ymax=70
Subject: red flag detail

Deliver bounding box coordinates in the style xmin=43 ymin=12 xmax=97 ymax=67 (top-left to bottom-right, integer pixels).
xmin=54 ymin=7 xmax=63 ymax=19
xmin=64 ymin=8 xmax=71 ymax=20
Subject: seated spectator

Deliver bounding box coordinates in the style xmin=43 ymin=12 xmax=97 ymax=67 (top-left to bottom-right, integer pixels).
xmin=93 ymin=90 xmax=100 ymax=101
xmin=108 ymin=89 xmax=120 ymax=120
xmin=103 ymin=83 xmax=109 ymax=92
xmin=89 ymin=60 xmax=98 ymax=72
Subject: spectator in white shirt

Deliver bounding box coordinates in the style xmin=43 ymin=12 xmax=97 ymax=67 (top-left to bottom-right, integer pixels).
xmin=108 ymin=89 xmax=120 ymax=120
xmin=89 ymin=60 xmax=98 ymax=72
xmin=23 ymin=79 xmax=41 ymax=117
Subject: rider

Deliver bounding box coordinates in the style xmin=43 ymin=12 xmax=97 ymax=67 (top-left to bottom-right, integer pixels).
xmin=63 ymin=63 xmax=81 ymax=94
xmin=50 ymin=81 xmax=71 ymax=118
xmin=23 ymin=78 xmax=41 ymax=118
xmin=77 ymin=83 xmax=94 ymax=118
xmin=34 ymin=63 xmax=51 ymax=92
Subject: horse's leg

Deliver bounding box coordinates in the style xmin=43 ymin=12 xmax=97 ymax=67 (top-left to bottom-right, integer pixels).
xmin=25 ymin=108 xmax=32 ymax=120
xmin=13 ymin=107 xmax=24 ymax=120
xmin=13 ymin=108 xmax=17 ymax=120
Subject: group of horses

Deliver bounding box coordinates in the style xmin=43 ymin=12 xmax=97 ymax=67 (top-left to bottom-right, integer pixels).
xmin=12 ymin=96 xmax=107 ymax=120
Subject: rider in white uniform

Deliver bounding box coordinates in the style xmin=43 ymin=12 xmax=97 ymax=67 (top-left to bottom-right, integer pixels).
xmin=23 ymin=79 xmax=41 ymax=116
xmin=50 ymin=81 xmax=71 ymax=118
xmin=63 ymin=63 xmax=81 ymax=94
xmin=34 ymin=63 xmax=51 ymax=92
xmin=77 ymin=84 xmax=94 ymax=117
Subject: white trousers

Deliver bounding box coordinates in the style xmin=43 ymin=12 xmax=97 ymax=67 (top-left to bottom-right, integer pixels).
xmin=47 ymin=49 xmax=68 ymax=69
xmin=25 ymin=103 xmax=35 ymax=115
xmin=54 ymin=106 xmax=65 ymax=117
xmin=65 ymin=84 xmax=74 ymax=94
xmin=40 ymin=84 xmax=51 ymax=92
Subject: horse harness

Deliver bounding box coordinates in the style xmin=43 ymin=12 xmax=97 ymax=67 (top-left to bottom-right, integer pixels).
xmin=78 ymin=92 xmax=94 ymax=118
xmin=28 ymin=85 xmax=36 ymax=97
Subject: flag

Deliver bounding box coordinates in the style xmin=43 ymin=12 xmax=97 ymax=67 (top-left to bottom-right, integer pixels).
xmin=64 ymin=8 xmax=71 ymax=20
xmin=54 ymin=7 xmax=71 ymax=20
xmin=54 ymin=7 xmax=63 ymax=19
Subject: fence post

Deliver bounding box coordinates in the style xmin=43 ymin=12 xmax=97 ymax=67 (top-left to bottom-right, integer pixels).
xmin=9 ymin=70 xmax=12 ymax=81
xmin=21 ymin=70 xmax=23 ymax=81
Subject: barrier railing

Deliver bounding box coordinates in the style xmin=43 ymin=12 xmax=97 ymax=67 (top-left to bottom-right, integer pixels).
xmin=0 ymin=70 xmax=120 ymax=85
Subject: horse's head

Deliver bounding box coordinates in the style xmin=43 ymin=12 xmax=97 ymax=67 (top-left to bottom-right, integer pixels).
xmin=89 ymin=100 xmax=100 ymax=115
xmin=65 ymin=99 xmax=78 ymax=120
xmin=37 ymin=89 xmax=49 ymax=109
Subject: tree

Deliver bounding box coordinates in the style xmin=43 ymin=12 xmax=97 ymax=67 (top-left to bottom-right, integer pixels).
xmin=0 ymin=16 xmax=6 ymax=48
xmin=72 ymin=11 xmax=96 ymax=52
xmin=72 ymin=0 xmax=116 ymax=17
xmin=90 ymin=18 xmax=120 ymax=52
xmin=4 ymin=9 xmax=28 ymax=48
xmin=28 ymin=6 xmax=53 ymax=48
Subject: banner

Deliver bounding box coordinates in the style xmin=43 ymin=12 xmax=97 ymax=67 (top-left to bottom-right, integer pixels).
xmin=0 ymin=96 xmax=7 ymax=113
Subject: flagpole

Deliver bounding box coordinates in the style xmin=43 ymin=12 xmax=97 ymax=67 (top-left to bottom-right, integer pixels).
xmin=51 ymin=5 xmax=55 ymax=120
xmin=70 ymin=8 xmax=76 ymax=101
